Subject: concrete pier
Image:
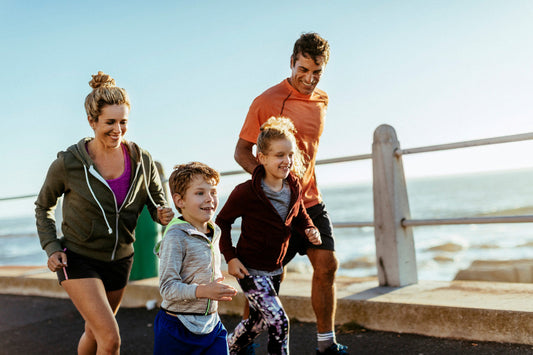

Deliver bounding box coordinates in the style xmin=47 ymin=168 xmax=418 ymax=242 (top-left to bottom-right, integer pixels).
xmin=1 ymin=265 xmax=531 ymax=346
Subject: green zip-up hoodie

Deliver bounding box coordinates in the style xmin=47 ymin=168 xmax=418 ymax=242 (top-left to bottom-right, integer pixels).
xmin=35 ymin=137 xmax=167 ymax=261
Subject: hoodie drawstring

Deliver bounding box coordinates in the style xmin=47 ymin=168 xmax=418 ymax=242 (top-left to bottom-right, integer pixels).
xmin=83 ymin=165 xmax=113 ymax=235
xmin=140 ymin=155 xmax=160 ymax=209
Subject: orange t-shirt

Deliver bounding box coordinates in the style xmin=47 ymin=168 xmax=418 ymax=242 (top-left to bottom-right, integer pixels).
xmin=239 ymin=79 xmax=328 ymax=208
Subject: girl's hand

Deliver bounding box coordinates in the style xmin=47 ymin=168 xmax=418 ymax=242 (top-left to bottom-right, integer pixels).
xmin=305 ymin=228 xmax=322 ymax=245
xmin=228 ymin=258 xmax=250 ymax=279
xmin=157 ymin=206 xmax=174 ymax=226
xmin=47 ymin=250 xmax=67 ymax=273
xmin=196 ymin=276 xmax=238 ymax=301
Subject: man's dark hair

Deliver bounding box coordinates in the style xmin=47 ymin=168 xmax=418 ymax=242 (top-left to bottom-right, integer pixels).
xmin=291 ymin=32 xmax=330 ymax=65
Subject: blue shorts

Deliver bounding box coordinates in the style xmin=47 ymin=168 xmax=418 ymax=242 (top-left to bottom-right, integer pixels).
xmin=153 ymin=310 xmax=228 ymax=355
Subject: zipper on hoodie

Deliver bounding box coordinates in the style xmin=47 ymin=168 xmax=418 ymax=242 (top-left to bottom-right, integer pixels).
xmin=205 ymin=240 xmax=216 ymax=315
xmin=186 ymin=225 xmax=217 ymax=315
xmin=88 ymin=166 xmax=120 ymax=260
xmin=88 ymin=162 xmax=142 ymax=261
xmin=190 ymin=228 xmax=216 ymax=315
xmin=80 ymin=141 xmax=161 ymax=261
xmin=157 ymin=219 xmax=216 ymax=315
xmin=112 ymin=163 xmax=142 ymax=260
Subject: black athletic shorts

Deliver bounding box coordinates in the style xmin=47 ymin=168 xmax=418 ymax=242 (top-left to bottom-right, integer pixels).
xmin=283 ymin=202 xmax=335 ymax=265
xmin=56 ymin=249 xmax=134 ymax=291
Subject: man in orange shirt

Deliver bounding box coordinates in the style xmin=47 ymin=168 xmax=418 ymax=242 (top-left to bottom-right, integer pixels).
xmin=234 ymin=32 xmax=348 ymax=355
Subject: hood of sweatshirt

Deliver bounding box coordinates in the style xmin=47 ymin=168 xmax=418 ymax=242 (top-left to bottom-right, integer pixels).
xmin=154 ymin=217 xmax=219 ymax=256
xmin=64 ymin=138 xmax=156 ymax=237
xmin=67 ymin=138 xmax=143 ymax=168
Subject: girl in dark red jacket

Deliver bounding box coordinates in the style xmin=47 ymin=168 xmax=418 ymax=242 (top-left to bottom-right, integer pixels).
xmin=216 ymin=117 xmax=321 ymax=355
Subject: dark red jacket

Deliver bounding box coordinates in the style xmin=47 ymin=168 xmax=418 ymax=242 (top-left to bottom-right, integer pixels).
xmin=216 ymin=165 xmax=315 ymax=271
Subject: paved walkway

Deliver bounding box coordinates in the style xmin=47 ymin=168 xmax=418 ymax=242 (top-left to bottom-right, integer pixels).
xmin=2 ymin=266 xmax=532 ymax=346
xmin=1 ymin=294 xmax=532 ymax=355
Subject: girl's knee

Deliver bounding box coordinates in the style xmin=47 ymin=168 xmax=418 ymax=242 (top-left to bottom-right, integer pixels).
xmin=269 ymin=310 xmax=289 ymax=334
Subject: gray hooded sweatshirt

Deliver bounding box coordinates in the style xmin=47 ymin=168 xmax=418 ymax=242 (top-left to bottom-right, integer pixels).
xmin=157 ymin=218 xmax=223 ymax=334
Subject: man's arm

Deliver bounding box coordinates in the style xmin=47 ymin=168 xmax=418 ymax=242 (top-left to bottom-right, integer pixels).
xmin=234 ymin=138 xmax=259 ymax=174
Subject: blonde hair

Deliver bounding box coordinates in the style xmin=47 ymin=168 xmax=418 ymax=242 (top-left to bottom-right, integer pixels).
xmin=168 ymin=162 xmax=220 ymax=213
xmin=257 ymin=117 xmax=305 ymax=179
xmin=84 ymin=71 xmax=131 ymax=121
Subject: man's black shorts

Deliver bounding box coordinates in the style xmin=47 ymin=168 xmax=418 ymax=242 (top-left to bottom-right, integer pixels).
xmin=283 ymin=202 xmax=335 ymax=265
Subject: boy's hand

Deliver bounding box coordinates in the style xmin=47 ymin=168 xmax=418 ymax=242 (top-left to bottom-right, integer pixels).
xmin=196 ymin=276 xmax=237 ymax=301
xmin=305 ymin=228 xmax=322 ymax=245
xmin=228 ymin=258 xmax=250 ymax=279
xmin=157 ymin=206 xmax=174 ymax=226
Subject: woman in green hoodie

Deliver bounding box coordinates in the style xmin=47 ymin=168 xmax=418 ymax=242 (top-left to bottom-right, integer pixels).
xmin=35 ymin=71 xmax=174 ymax=354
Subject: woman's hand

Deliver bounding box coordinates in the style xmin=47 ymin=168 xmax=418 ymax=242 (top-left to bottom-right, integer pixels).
xmin=305 ymin=228 xmax=322 ymax=245
xmin=47 ymin=250 xmax=67 ymax=273
xmin=157 ymin=206 xmax=174 ymax=226
xmin=228 ymin=258 xmax=249 ymax=279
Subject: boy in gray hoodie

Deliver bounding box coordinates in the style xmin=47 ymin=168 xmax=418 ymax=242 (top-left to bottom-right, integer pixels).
xmin=153 ymin=162 xmax=237 ymax=355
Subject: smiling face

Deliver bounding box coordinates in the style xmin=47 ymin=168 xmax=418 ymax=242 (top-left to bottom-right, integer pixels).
xmin=174 ymin=175 xmax=218 ymax=233
xmin=89 ymin=104 xmax=129 ymax=149
xmin=289 ymin=53 xmax=326 ymax=95
xmin=258 ymin=138 xmax=295 ymax=183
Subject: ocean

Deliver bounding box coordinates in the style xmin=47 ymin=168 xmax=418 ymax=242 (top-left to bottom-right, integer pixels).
xmin=1 ymin=168 xmax=532 ymax=281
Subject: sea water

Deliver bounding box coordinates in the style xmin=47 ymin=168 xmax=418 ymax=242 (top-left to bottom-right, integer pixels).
xmin=1 ymin=169 xmax=532 ymax=281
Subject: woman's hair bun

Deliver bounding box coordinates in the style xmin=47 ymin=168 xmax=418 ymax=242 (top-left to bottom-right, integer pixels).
xmin=89 ymin=71 xmax=116 ymax=89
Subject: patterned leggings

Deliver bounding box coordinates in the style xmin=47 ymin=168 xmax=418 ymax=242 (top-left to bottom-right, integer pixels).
xmin=228 ymin=274 xmax=289 ymax=355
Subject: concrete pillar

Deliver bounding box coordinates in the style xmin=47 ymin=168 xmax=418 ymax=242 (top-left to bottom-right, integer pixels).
xmin=372 ymin=124 xmax=418 ymax=286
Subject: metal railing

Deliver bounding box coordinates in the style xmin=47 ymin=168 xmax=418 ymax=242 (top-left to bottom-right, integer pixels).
xmin=3 ymin=130 xmax=533 ymax=227
xmin=221 ymin=131 xmax=533 ymax=229
xmin=219 ymin=128 xmax=532 ymax=285
xmin=2 ymin=126 xmax=533 ymax=286
xmin=0 ymin=194 xmax=37 ymax=202
xmin=395 ymin=132 xmax=533 ymax=227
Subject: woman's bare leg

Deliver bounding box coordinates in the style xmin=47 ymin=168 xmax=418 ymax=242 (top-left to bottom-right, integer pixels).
xmin=62 ymin=278 xmax=126 ymax=355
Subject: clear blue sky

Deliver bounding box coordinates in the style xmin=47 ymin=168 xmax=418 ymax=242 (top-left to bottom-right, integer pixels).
xmin=2 ymin=0 xmax=533 ymax=201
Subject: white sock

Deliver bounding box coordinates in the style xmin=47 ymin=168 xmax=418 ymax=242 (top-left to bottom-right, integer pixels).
xmin=317 ymin=331 xmax=335 ymax=352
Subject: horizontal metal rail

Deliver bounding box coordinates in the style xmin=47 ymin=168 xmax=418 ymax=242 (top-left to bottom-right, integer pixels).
xmin=0 ymin=194 xmax=37 ymax=202
xmin=403 ymin=215 xmax=533 ymax=227
xmin=396 ymin=132 xmax=533 ymax=156
xmin=222 ymin=132 xmax=533 ymax=176
xmin=220 ymin=153 xmax=373 ymax=176
xmin=333 ymin=221 xmax=374 ymax=228
xmin=3 ymin=131 xmax=533 ymax=227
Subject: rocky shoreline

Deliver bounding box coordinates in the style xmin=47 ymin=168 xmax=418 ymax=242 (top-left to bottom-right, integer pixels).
xmin=454 ymin=259 xmax=533 ymax=283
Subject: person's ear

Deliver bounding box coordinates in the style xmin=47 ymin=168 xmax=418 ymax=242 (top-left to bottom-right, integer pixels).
xmin=257 ymin=152 xmax=266 ymax=165
xmin=173 ymin=193 xmax=184 ymax=210
xmin=88 ymin=116 xmax=96 ymax=129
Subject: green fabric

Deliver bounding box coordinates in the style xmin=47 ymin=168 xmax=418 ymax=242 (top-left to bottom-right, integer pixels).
xmin=35 ymin=138 xmax=167 ymax=261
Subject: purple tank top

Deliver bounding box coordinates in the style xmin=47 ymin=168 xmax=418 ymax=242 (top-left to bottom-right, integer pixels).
xmin=106 ymin=143 xmax=131 ymax=207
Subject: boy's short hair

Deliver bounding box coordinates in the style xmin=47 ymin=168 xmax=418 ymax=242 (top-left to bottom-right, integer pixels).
xmin=168 ymin=162 xmax=220 ymax=211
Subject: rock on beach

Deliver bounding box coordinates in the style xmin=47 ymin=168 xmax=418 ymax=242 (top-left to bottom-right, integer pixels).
xmin=454 ymin=259 xmax=533 ymax=283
